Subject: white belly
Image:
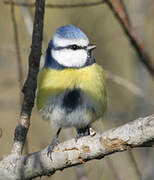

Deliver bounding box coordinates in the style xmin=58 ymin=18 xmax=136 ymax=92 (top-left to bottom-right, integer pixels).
xmin=39 ymin=88 xmax=101 ymax=128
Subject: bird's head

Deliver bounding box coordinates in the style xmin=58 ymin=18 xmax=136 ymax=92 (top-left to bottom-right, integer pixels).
xmin=45 ymin=25 xmax=96 ymax=69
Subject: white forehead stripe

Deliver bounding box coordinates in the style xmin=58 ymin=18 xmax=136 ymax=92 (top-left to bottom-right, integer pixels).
xmin=53 ymin=36 xmax=89 ymax=47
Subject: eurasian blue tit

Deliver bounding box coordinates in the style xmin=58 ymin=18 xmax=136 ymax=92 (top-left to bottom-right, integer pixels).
xmin=36 ymin=25 xmax=107 ymax=156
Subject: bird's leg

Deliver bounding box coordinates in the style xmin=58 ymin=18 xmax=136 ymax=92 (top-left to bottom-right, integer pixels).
xmin=47 ymin=128 xmax=61 ymax=158
xmin=76 ymin=126 xmax=90 ymax=139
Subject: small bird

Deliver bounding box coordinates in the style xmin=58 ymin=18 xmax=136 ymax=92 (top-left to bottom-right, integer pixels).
xmin=36 ymin=25 xmax=107 ymax=156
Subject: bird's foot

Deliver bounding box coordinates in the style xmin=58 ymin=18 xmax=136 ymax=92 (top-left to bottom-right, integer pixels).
xmin=47 ymin=128 xmax=61 ymax=159
xmin=47 ymin=137 xmax=59 ymax=158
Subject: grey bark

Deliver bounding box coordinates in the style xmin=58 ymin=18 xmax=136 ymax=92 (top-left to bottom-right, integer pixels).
xmin=0 ymin=114 xmax=153 ymax=179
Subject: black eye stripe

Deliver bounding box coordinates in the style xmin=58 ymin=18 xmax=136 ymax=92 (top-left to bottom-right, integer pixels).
xmin=69 ymin=44 xmax=87 ymax=50
xmin=53 ymin=45 xmax=87 ymax=50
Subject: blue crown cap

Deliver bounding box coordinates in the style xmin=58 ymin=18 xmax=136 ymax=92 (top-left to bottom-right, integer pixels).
xmin=53 ymin=25 xmax=88 ymax=40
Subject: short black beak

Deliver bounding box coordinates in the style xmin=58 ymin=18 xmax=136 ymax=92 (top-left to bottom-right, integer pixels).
xmin=87 ymin=44 xmax=96 ymax=51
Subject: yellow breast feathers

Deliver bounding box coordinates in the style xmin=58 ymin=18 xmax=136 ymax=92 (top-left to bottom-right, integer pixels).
xmin=36 ymin=63 xmax=107 ymax=113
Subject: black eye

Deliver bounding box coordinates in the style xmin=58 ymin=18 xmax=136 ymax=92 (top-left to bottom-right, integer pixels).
xmin=71 ymin=45 xmax=78 ymax=50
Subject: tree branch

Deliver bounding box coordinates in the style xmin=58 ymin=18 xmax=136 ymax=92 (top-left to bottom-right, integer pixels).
xmin=11 ymin=0 xmax=45 ymax=155
xmin=0 ymin=115 xmax=153 ymax=179
xmin=10 ymin=1 xmax=24 ymax=99
xmin=106 ymin=0 xmax=154 ymax=77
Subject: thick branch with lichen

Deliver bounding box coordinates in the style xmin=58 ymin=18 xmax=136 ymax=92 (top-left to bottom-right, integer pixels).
xmin=0 ymin=115 xmax=153 ymax=179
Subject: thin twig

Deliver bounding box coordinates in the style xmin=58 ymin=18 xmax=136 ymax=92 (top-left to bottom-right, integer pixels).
xmin=10 ymin=1 xmax=30 ymax=155
xmin=10 ymin=2 xmax=23 ymax=103
xmin=104 ymin=70 xmax=143 ymax=97
xmin=106 ymin=0 xmax=154 ymax=77
xmin=128 ymin=150 xmax=143 ymax=180
xmin=3 ymin=0 xmax=105 ymax=8
xmin=105 ymin=157 xmax=122 ymax=180
xmin=0 ymin=129 xmax=2 ymax=138
xmin=20 ymin=3 xmax=33 ymax=36
xmin=11 ymin=0 xmax=45 ymax=155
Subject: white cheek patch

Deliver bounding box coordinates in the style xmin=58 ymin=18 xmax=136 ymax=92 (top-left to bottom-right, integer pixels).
xmin=53 ymin=36 xmax=89 ymax=47
xmin=52 ymin=49 xmax=87 ymax=67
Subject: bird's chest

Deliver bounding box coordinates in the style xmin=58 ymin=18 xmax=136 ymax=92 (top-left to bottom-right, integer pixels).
xmin=37 ymin=65 xmax=102 ymax=110
xmin=36 ymin=65 xmax=106 ymax=127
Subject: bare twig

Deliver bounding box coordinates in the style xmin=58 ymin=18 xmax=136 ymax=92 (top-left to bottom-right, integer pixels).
xmin=11 ymin=0 xmax=45 ymax=155
xmin=20 ymin=3 xmax=33 ymax=36
xmin=11 ymin=1 xmax=30 ymax=155
xmin=106 ymin=0 xmax=154 ymax=77
xmin=104 ymin=70 xmax=143 ymax=97
xmin=105 ymin=157 xmax=122 ymax=180
xmin=75 ymin=165 xmax=89 ymax=180
xmin=0 ymin=114 xmax=153 ymax=179
xmin=10 ymin=2 xmax=23 ymax=102
xmin=3 ymin=0 xmax=105 ymax=8
xmin=0 ymin=128 xmax=2 ymax=138
xmin=105 ymin=69 xmax=154 ymax=106
xmin=128 ymin=151 xmax=143 ymax=180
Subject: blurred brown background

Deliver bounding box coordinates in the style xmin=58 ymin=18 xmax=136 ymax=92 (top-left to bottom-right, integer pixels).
xmin=0 ymin=0 xmax=154 ymax=179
